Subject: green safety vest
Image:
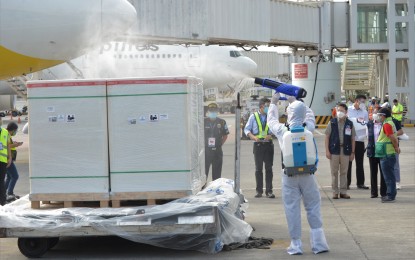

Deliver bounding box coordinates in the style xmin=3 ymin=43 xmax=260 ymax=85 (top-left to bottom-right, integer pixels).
xmin=0 ymin=128 xmax=9 ymax=163
xmin=392 ymin=103 xmax=403 ymax=121
xmin=375 ymin=118 xmax=396 ymax=157
xmin=254 ymin=112 xmax=269 ymax=139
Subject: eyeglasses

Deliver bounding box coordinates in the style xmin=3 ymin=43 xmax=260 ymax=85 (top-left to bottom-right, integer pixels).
xmin=377 ymin=113 xmax=385 ymax=116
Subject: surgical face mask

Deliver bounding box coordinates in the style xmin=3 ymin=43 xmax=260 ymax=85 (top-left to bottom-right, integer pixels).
xmin=372 ymin=113 xmax=379 ymax=122
xmin=208 ymin=112 xmax=217 ymax=119
xmin=337 ymin=111 xmax=346 ymax=119
xmin=264 ymin=107 xmax=269 ymax=114
xmin=11 ymin=130 xmax=17 ymax=136
xmin=359 ymin=103 xmax=366 ymax=110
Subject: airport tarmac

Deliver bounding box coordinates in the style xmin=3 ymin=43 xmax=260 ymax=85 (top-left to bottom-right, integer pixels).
xmin=0 ymin=116 xmax=414 ymax=259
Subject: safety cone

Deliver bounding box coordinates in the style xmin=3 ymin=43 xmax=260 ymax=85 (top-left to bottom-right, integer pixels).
xmin=18 ymin=116 xmax=21 ymax=124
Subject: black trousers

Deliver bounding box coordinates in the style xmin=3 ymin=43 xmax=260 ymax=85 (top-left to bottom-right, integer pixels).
xmin=369 ymin=157 xmax=386 ymax=197
xmin=253 ymin=142 xmax=274 ymax=194
xmin=205 ymin=148 xmax=223 ymax=181
xmin=0 ymin=162 xmax=7 ymax=206
xmin=347 ymin=141 xmax=366 ymax=186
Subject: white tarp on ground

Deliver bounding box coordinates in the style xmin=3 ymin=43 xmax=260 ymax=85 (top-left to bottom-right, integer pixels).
xmin=0 ymin=178 xmax=252 ymax=254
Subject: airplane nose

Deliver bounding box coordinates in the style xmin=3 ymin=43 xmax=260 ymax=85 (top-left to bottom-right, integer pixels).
xmin=101 ymin=0 xmax=137 ymax=40
xmin=243 ymin=57 xmax=258 ymax=76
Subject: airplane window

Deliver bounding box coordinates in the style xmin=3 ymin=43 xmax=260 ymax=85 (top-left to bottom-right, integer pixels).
xmin=167 ymin=54 xmax=171 ymax=58
xmin=230 ymin=51 xmax=243 ymax=58
xmin=130 ymin=54 xmax=133 ymax=59
xmin=173 ymin=54 xmax=176 ymax=58
xmin=146 ymin=54 xmax=149 ymax=58
xmin=140 ymin=54 xmax=144 ymax=58
xmin=157 ymin=54 xmax=160 ymax=58
xmin=151 ymin=54 xmax=154 ymax=58
xmin=162 ymin=54 xmax=166 ymax=58
xmin=135 ymin=54 xmax=138 ymax=58
xmin=118 ymin=54 xmax=122 ymax=59
xmin=178 ymin=54 xmax=182 ymax=58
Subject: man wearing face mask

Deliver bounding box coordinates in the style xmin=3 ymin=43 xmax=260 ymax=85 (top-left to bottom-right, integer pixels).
xmin=375 ymin=108 xmax=400 ymax=203
xmin=325 ymin=103 xmax=355 ymax=199
xmin=244 ymin=97 xmax=275 ymax=198
xmin=347 ymin=94 xmax=369 ymax=190
xmin=366 ymin=108 xmax=387 ymax=198
xmin=204 ymin=103 xmax=229 ymax=181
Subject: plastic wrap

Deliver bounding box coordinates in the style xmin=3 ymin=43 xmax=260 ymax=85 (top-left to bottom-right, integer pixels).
xmin=0 ymin=178 xmax=252 ymax=254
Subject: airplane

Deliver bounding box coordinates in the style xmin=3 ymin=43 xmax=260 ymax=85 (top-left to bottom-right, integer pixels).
xmin=32 ymin=42 xmax=258 ymax=90
xmin=0 ymin=0 xmax=137 ymax=80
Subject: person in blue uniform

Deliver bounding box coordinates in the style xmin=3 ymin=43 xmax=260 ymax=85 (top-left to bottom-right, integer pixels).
xmin=244 ymin=98 xmax=275 ymax=198
xmin=204 ymin=103 xmax=229 ymax=181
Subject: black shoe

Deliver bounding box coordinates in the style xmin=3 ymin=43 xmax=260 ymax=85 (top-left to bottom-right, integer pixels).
xmin=255 ymin=193 xmax=262 ymax=198
xmin=381 ymin=198 xmax=396 ymax=203
xmin=357 ymin=185 xmax=369 ymax=190
xmin=266 ymin=193 xmax=275 ymax=199
xmin=371 ymin=194 xmax=378 ymax=198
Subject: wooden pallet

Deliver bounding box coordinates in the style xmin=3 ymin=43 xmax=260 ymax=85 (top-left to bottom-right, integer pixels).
xmin=29 ymin=193 xmax=110 ymax=209
xmin=110 ymin=191 xmax=191 ymax=208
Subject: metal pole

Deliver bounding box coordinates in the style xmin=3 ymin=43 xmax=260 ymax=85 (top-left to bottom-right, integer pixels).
xmin=234 ymin=92 xmax=241 ymax=194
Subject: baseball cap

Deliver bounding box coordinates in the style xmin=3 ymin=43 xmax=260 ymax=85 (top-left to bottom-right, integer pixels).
xmin=207 ymin=103 xmax=219 ymax=111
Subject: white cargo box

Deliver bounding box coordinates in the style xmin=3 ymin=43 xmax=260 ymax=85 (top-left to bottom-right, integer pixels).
xmin=107 ymin=77 xmax=205 ymax=198
xmin=27 ymin=80 xmax=109 ymax=199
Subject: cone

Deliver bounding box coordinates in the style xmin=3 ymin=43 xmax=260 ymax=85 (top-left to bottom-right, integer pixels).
xmin=18 ymin=116 xmax=21 ymax=124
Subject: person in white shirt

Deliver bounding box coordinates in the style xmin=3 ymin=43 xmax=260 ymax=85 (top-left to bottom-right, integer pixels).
xmin=347 ymin=95 xmax=369 ymax=189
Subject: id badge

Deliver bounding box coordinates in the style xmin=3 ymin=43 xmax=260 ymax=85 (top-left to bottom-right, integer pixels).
xmin=345 ymin=127 xmax=352 ymax=136
xmin=208 ymin=137 xmax=216 ymax=148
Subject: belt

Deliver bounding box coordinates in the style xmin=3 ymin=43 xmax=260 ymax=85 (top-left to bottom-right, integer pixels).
xmin=339 ymin=144 xmax=343 ymax=147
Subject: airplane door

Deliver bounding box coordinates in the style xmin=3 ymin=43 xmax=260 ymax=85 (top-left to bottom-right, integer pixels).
xmin=187 ymin=46 xmax=201 ymax=67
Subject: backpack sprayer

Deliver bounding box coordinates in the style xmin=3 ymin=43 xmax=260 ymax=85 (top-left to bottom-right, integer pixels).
xmin=254 ymin=78 xmax=317 ymax=176
xmin=254 ymin=77 xmax=307 ymax=100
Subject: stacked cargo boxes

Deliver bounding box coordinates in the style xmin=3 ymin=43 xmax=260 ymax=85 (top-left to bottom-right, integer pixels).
xmin=26 ymin=77 xmax=205 ymax=208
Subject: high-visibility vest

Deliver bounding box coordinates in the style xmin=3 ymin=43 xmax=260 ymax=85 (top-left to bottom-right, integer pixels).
xmin=0 ymin=128 xmax=9 ymax=163
xmin=254 ymin=112 xmax=269 ymax=138
xmin=392 ymin=103 xmax=403 ymax=121
xmin=376 ymin=118 xmax=397 ymax=157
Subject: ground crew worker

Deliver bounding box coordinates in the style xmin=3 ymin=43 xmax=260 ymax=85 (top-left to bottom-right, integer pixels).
xmin=0 ymin=118 xmax=12 ymax=206
xmin=244 ymin=98 xmax=275 ymax=198
xmin=204 ymin=103 xmax=229 ymax=181
xmin=391 ymin=99 xmax=404 ymax=128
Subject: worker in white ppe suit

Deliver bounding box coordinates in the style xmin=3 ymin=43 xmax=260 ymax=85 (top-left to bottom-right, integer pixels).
xmin=267 ymin=93 xmax=329 ymax=255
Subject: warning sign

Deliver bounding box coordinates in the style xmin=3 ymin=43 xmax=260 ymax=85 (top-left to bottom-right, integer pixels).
xmin=294 ymin=64 xmax=308 ymax=79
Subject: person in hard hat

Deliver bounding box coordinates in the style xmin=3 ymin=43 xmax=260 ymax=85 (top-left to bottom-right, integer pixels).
xmin=0 ymin=118 xmax=12 ymax=206
xmin=244 ymin=98 xmax=275 ymax=199
xmin=5 ymin=122 xmax=23 ymax=202
xmin=204 ymin=103 xmax=229 ymax=181
xmin=267 ymin=93 xmax=329 ymax=255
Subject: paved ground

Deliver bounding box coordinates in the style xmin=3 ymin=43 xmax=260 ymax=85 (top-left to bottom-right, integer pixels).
xmin=1 ymin=116 xmax=414 ymax=259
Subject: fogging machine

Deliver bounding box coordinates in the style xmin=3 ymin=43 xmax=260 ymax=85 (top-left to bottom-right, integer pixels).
xmin=254 ymin=77 xmax=307 ymax=99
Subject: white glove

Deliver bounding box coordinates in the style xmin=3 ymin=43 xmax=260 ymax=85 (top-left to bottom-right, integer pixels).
xmin=271 ymin=92 xmax=280 ymax=105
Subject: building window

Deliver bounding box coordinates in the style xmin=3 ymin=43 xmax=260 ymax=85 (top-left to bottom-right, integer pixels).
xmin=357 ymin=5 xmax=387 ymax=43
